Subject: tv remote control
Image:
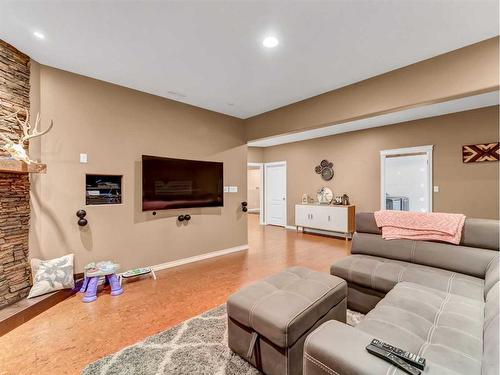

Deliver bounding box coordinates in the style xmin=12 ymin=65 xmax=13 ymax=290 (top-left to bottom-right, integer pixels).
xmin=370 ymin=339 xmax=426 ymax=370
xmin=366 ymin=344 xmax=421 ymax=375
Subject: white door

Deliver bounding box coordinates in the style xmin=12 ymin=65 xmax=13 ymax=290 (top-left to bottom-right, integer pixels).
xmin=264 ymin=162 xmax=286 ymax=226
xmin=380 ymin=146 xmax=433 ymax=212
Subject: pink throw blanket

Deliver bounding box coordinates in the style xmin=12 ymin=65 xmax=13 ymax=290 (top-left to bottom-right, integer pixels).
xmin=374 ymin=210 xmax=466 ymax=244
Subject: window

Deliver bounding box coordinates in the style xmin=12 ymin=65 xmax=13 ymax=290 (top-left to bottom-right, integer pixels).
xmin=380 ymin=146 xmax=433 ymax=212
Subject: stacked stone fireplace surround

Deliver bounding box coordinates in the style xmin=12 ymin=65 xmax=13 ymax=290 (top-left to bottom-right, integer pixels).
xmin=0 ymin=40 xmax=32 ymax=308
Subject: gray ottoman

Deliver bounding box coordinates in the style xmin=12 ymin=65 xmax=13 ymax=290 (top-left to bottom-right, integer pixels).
xmin=227 ymin=267 xmax=347 ymax=375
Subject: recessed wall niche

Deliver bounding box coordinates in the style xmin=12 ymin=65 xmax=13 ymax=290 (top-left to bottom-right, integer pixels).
xmin=85 ymin=174 xmax=122 ymax=205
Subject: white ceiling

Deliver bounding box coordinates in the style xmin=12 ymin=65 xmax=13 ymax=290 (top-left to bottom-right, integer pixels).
xmin=0 ymin=1 xmax=498 ymax=119
xmin=248 ymin=91 xmax=499 ymax=147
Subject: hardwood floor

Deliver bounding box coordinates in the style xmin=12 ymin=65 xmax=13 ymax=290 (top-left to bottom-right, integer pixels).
xmin=0 ymin=215 xmax=350 ymax=375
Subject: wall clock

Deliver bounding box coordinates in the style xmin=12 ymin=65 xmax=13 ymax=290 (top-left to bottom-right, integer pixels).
xmin=315 ymin=159 xmax=334 ymax=181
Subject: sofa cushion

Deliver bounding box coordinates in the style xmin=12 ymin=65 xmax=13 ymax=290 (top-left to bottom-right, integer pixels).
xmin=356 ymin=282 xmax=484 ymax=375
xmin=355 ymin=212 xmax=500 ymax=251
xmin=485 ymin=257 xmax=499 ymax=297
xmin=483 ymin=280 xmax=499 ymax=375
xmin=485 ymin=281 xmax=499 ymax=328
xmin=352 ymin=232 xmax=497 ymax=278
xmin=227 ymin=267 xmax=346 ymax=348
xmin=462 ymin=218 xmax=500 ymax=251
xmin=304 ymin=321 xmax=397 ymax=375
xmin=331 ymin=254 xmax=484 ymax=301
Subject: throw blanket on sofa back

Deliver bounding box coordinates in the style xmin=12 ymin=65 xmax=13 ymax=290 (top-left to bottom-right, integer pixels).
xmin=374 ymin=210 xmax=466 ymax=244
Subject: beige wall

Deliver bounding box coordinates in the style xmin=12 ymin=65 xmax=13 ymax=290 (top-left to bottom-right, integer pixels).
xmin=30 ymin=66 xmax=247 ymax=272
xmin=261 ymin=106 xmax=499 ymax=226
xmin=29 ymin=60 xmax=42 ymax=261
xmin=246 ymin=37 xmax=499 ymax=141
xmin=248 ymin=147 xmax=264 ymax=163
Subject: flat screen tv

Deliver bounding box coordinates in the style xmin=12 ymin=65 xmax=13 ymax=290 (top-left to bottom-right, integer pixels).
xmin=142 ymin=155 xmax=223 ymax=211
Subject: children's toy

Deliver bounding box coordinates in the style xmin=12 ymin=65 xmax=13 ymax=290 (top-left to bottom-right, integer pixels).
xmin=80 ymin=261 xmax=123 ymax=303
xmin=120 ymin=267 xmax=156 ymax=285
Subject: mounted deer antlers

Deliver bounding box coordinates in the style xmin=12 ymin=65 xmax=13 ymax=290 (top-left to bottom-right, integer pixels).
xmin=0 ymin=103 xmax=53 ymax=164
xmin=19 ymin=110 xmax=54 ymax=143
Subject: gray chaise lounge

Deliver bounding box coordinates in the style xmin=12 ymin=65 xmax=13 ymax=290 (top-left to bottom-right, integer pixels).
xmin=228 ymin=267 xmax=347 ymax=375
xmin=304 ymin=212 xmax=499 ymax=375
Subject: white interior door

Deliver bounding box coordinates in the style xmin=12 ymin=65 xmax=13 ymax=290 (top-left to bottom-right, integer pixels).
xmin=380 ymin=146 xmax=433 ymax=212
xmin=264 ymin=162 xmax=286 ymax=226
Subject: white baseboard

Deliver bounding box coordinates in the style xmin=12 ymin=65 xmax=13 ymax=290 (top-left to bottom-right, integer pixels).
xmin=285 ymin=225 xmax=297 ymax=231
xmin=150 ymin=244 xmax=249 ymax=272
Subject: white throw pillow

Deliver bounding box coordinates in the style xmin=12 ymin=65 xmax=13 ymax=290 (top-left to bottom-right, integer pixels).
xmin=28 ymin=254 xmax=75 ymax=298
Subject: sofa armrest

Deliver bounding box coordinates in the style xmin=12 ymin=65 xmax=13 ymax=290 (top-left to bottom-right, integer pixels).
xmin=485 ymin=255 xmax=499 ymax=297
xmin=304 ymin=320 xmax=391 ymax=375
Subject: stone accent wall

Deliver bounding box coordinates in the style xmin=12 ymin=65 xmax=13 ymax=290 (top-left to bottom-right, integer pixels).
xmin=0 ymin=173 xmax=30 ymax=306
xmin=0 ymin=40 xmax=32 ymax=307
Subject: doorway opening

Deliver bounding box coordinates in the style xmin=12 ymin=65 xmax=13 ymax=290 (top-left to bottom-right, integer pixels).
xmin=247 ymin=162 xmax=264 ymax=225
xmin=247 ymin=161 xmax=287 ymax=227
xmin=380 ymin=145 xmax=433 ymax=212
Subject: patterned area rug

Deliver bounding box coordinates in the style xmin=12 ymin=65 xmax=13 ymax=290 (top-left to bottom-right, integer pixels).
xmin=82 ymin=305 xmax=364 ymax=375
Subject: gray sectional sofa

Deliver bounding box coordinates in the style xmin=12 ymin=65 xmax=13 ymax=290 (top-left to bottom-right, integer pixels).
xmin=304 ymin=212 xmax=499 ymax=375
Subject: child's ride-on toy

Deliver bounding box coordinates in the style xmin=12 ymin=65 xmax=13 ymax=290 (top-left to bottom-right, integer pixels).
xmin=80 ymin=261 xmax=123 ymax=303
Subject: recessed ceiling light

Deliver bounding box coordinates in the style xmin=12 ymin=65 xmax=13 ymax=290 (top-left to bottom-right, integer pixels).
xmin=262 ymin=36 xmax=279 ymax=48
xmin=33 ymin=31 xmax=45 ymax=40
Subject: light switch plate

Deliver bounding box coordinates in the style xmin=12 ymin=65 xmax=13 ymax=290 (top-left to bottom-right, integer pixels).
xmin=433 ymin=186 xmax=439 ymax=193
xmin=80 ymin=153 xmax=88 ymax=163
xmin=223 ymin=186 xmax=229 ymax=193
xmin=229 ymin=186 xmax=238 ymax=193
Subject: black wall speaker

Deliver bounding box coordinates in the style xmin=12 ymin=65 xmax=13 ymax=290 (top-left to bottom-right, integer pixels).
xmin=178 ymin=214 xmax=191 ymax=222
xmin=76 ymin=209 xmax=88 ymax=226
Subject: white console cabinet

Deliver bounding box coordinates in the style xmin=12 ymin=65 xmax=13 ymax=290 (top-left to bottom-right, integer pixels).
xmin=295 ymin=204 xmax=355 ymax=239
